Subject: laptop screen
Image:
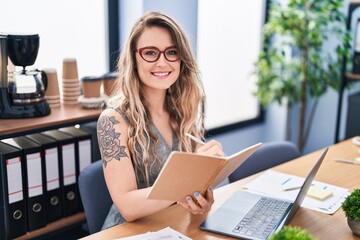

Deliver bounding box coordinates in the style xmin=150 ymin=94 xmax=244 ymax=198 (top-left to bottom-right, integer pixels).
xmin=283 ymin=148 xmax=328 ymax=225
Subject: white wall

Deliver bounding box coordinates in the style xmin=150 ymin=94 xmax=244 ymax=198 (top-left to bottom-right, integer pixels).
xmin=0 ymin=0 xmax=108 ymax=78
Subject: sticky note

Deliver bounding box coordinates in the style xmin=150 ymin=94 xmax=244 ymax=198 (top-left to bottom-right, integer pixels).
xmin=306 ymin=186 xmax=333 ymax=201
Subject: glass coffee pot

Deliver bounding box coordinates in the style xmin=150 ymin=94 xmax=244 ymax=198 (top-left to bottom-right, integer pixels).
xmin=7 ymin=64 xmax=47 ymax=105
xmin=6 ymin=34 xmax=47 ymax=105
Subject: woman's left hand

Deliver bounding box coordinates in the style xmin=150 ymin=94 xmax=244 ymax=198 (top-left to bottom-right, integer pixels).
xmin=178 ymin=187 xmax=214 ymax=215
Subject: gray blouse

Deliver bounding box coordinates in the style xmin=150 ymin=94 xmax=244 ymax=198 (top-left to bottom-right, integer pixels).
xmin=101 ymin=109 xmax=179 ymax=230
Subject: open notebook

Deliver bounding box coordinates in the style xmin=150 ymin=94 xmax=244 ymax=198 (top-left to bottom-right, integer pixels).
xmin=147 ymin=143 xmax=262 ymax=203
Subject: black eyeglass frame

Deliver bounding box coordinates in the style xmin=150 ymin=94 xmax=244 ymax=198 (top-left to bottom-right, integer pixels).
xmin=135 ymin=46 xmax=181 ymax=63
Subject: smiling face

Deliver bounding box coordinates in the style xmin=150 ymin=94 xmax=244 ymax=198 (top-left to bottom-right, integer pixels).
xmin=135 ymin=26 xmax=181 ymax=95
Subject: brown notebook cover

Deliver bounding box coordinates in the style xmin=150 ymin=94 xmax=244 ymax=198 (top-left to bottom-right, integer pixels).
xmin=146 ymin=142 xmax=262 ymax=202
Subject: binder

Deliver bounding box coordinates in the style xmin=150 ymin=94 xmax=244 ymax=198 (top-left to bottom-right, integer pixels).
xmin=79 ymin=121 xmax=102 ymax=162
xmin=0 ymin=141 xmax=27 ymax=240
xmin=59 ymin=126 xmax=92 ymax=210
xmin=41 ymin=130 xmax=79 ymax=216
xmin=1 ymin=137 xmax=47 ymax=231
xmin=26 ymin=133 xmax=63 ymax=223
xmin=58 ymin=126 xmax=92 ymax=175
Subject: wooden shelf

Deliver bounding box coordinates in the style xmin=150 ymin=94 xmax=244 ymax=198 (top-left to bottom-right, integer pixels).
xmin=15 ymin=212 xmax=86 ymax=240
xmin=0 ymin=104 xmax=102 ymax=139
xmin=345 ymin=72 xmax=360 ymax=81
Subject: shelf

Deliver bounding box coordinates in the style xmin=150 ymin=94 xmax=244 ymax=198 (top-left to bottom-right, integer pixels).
xmin=0 ymin=104 xmax=100 ymax=239
xmin=335 ymin=2 xmax=360 ymax=142
xmin=345 ymin=72 xmax=360 ymax=82
xmin=0 ymin=104 xmax=102 ymax=139
xmin=15 ymin=212 xmax=86 ymax=240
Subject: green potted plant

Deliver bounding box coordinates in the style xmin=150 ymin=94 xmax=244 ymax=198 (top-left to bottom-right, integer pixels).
xmin=254 ymin=0 xmax=351 ymax=153
xmin=341 ymin=188 xmax=360 ymax=236
xmin=269 ymin=226 xmax=316 ymax=240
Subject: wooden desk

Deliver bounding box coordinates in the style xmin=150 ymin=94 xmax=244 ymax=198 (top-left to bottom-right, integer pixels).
xmin=15 ymin=213 xmax=86 ymax=240
xmin=81 ymin=139 xmax=360 ymax=240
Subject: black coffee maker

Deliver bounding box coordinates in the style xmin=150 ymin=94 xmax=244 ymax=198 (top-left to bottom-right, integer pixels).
xmin=0 ymin=33 xmax=50 ymax=118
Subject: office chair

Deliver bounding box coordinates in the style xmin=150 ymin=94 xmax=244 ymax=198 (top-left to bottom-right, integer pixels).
xmin=78 ymin=160 xmax=112 ymax=234
xmin=228 ymin=141 xmax=301 ymax=183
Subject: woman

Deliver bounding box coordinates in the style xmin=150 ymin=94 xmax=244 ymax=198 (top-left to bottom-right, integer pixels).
xmin=97 ymin=11 xmax=224 ymax=229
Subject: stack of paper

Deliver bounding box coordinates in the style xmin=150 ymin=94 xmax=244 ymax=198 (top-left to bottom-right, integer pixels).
xmin=115 ymin=227 xmax=192 ymax=240
xmin=243 ymin=170 xmax=349 ymax=214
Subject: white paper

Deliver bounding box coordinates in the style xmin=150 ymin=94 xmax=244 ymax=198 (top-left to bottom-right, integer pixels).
xmin=45 ymin=147 xmax=60 ymax=190
xmin=27 ymin=153 xmax=43 ymax=197
xmin=79 ymin=139 xmax=91 ymax=171
xmin=115 ymin=226 xmax=192 ymax=240
xmin=244 ymin=170 xmax=349 ymax=214
xmin=62 ymin=143 xmax=76 ymax=186
xmin=7 ymin=157 xmax=24 ymax=203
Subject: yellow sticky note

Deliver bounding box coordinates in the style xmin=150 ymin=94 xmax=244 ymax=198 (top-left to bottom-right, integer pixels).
xmin=307 ymin=186 xmax=333 ymax=201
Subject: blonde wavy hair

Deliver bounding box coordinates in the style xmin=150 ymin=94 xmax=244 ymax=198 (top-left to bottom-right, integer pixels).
xmin=112 ymin=11 xmax=205 ymax=186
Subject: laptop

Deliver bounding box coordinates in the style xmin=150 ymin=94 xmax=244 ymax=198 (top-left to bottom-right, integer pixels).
xmin=200 ymin=148 xmax=328 ymax=240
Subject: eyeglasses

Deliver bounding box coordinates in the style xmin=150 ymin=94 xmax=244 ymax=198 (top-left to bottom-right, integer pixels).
xmin=135 ymin=46 xmax=180 ymax=63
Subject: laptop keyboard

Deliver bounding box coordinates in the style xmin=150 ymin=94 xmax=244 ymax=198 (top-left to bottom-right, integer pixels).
xmin=232 ymin=197 xmax=292 ymax=239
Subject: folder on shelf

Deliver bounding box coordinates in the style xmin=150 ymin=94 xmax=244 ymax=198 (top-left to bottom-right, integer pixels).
xmin=26 ymin=133 xmax=63 ymax=223
xmin=0 ymin=141 xmax=27 ymax=240
xmin=1 ymin=137 xmax=47 ymax=231
xmin=79 ymin=121 xmax=102 ymax=163
xmin=58 ymin=127 xmax=92 ymax=210
xmin=58 ymin=126 xmax=92 ymax=175
xmin=41 ymin=130 xmax=80 ymax=216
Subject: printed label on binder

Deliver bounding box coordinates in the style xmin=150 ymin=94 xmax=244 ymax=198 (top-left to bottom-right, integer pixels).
xmin=45 ymin=147 xmax=60 ymax=190
xmin=27 ymin=153 xmax=43 ymax=197
xmin=79 ymin=139 xmax=91 ymax=171
xmin=7 ymin=157 xmax=23 ymax=203
xmin=63 ymin=143 xmax=76 ymax=186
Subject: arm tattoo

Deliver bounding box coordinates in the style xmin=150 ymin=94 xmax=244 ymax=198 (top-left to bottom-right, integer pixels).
xmin=97 ymin=115 xmax=128 ymax=167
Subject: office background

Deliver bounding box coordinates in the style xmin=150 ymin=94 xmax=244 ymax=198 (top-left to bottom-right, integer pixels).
xmin=1 ymin=0 xmax=359 ymax=156
xmin=116 ymin=0 xmax=360 ymax=155
xmin=1 ymin=0 xmax=360 ymax=239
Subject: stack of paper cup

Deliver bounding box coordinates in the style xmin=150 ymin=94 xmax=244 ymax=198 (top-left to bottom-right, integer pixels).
xmin=43 ymin=69 xmax=61 ymax=108
xmin=62 ymin=58 xmax=80 ymax=105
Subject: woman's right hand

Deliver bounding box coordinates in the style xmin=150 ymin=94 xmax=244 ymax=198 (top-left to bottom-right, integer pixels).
xmin=195 ymin=140 xmax=224 ymax=157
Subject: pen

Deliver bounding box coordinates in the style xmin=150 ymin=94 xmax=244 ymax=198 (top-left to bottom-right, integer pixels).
xmin=282 ymin=186 xmax=303 ymax=191
xmin=281 ymin=177 xmax=292 ymax=185
xmin=282 ymin=183 xmax=314 ymax=191
xmin=185 ymin=133 xmax=206 ymax=145
xmin=334 ymin=158 xmax=360 ymax=165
